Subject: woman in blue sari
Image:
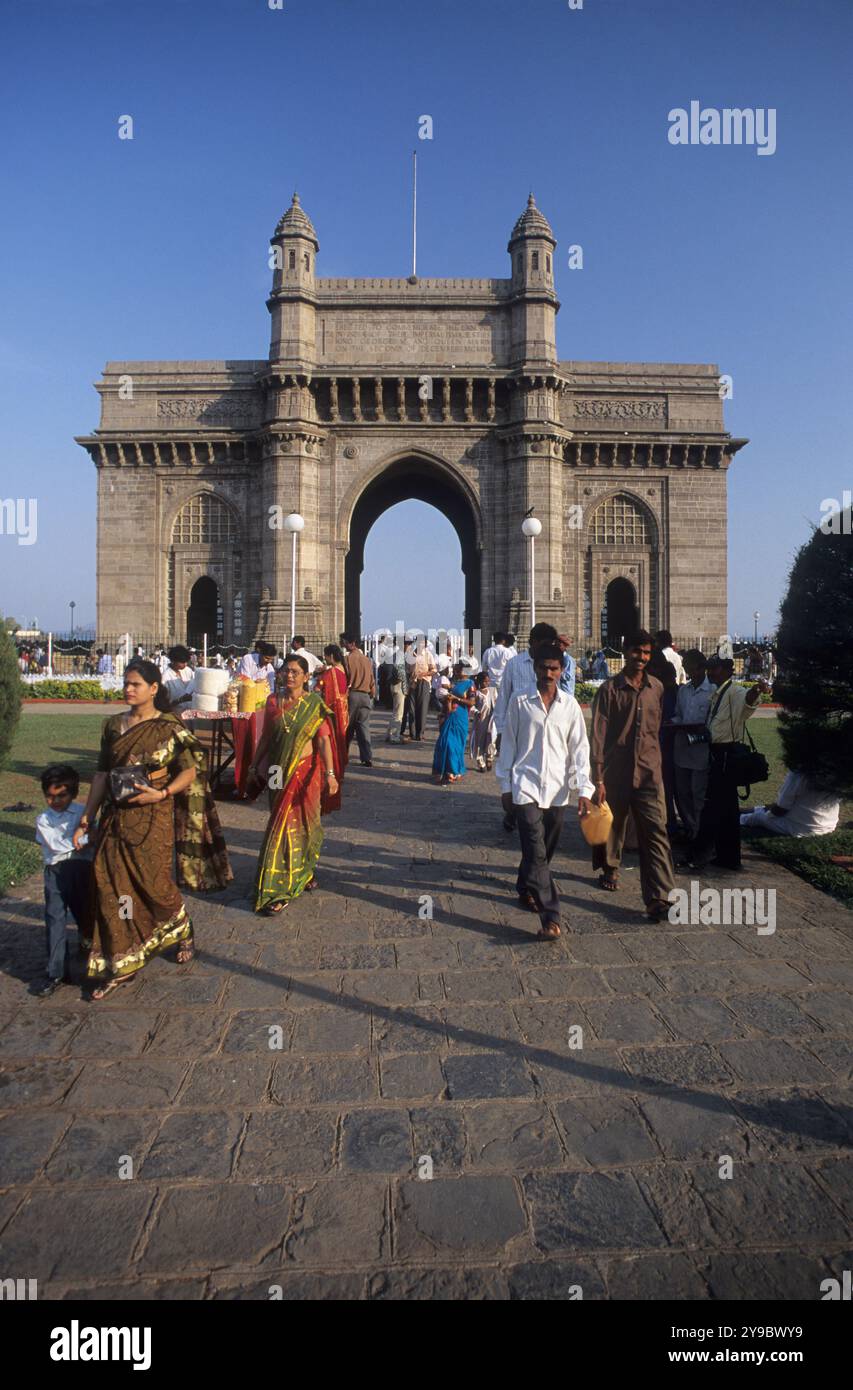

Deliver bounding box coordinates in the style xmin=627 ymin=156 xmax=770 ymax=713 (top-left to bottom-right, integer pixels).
xmin=432 ymin=662 xmax=476 ymax=785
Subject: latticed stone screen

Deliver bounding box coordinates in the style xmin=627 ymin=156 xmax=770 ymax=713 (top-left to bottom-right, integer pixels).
xmin=171 ymin=493 xmax=238 ymax=544
xmin=591 ymin=493 xmax=652 ymax=546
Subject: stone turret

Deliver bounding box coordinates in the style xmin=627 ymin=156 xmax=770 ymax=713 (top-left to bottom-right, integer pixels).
xmin=507 ymin=193 xmax=558 ymax=369
xmin=268 ymin=193 xmax=318 ymax=368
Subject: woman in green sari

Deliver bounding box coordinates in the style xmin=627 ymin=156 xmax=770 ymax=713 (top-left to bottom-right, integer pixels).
xmin=248 ymin=655 xmax=339 ymax=913
xmin=73 ymin=659 xmax=232 ymax=998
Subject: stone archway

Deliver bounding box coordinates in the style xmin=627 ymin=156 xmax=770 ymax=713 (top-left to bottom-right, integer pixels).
xmin=603 ymin=576 xmax=638 ymax=648
xmin=343 ymin=455 xmax=481 ymax=636
xmin=186 ymin=576 xmax=219 ymax=648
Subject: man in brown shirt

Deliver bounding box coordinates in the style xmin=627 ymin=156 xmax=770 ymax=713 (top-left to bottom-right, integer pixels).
xmin=590 ymin=630 xmax=675 ymax=920
xmin=341 ymin=634 xmax=376 ymax=767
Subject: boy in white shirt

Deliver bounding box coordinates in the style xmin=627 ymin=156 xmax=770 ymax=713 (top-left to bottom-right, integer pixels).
xmin=34 ymin=764 xmax=92 ymax=997
xmin=162 ymin=645 xmax=195 ymax=709
xmin=290 ymin=636 xmax=322 ymax=674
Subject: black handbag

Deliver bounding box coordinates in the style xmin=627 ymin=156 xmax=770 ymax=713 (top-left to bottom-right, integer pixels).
xmin=708 ymin=681 xmax=769 ymax=796
xmin=109 ymin=765 xmax=156 ymax=805
xmin=725 ymin=727 xmax=769 ymax=795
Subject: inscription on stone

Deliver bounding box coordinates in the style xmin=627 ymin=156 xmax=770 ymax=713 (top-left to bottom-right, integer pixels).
xmin=318 ymin=312 xmax=507 ymax=367
xmin=158 ymin=396 xmax=259 ymax=424
xmin=573 ymin=398 xmax=666 ymax=422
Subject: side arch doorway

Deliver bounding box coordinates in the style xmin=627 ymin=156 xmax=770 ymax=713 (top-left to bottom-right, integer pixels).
xmin=344 ymin=456 xmax=481 ymax=636
xmin=187 ymin=576 xmax=219 ymax=649
xmin=603 ymin=576 xmax=638 ymax=648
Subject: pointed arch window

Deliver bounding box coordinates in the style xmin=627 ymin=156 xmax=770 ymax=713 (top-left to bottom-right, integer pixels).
xmin=531 ymin=251 xmax=539 ymax=271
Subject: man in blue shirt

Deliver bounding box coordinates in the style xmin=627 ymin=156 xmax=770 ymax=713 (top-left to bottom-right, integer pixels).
xmin=557 ymin=634 xmax=576 ymax=699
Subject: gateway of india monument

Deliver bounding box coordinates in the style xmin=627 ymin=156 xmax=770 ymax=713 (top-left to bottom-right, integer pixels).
xmin=77 ymin=193 xmax=746 ymax=651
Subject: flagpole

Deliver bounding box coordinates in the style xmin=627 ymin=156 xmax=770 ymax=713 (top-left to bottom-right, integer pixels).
xmin=412 ymin=149 xmax=417 ymax=278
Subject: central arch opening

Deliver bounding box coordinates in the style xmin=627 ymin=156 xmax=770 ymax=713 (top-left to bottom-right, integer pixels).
xmin=187 ymin=576 xmax=219 ymax=647
xmin=603 ymin=576 xmax=638 ymax=647
xmin=345 ymin=456 xmax=481 ymax=636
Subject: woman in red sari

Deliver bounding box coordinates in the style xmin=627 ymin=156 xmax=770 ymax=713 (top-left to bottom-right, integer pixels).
xmin=315 ymin=644 xmax=349 ymax=813
xmin=247 ymin=656 xmax=338 ymax=913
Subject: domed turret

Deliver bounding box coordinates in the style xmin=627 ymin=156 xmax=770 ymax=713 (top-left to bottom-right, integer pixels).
xmin=268 ymin=192 xmax=318 ymax=366
xmin=270 ymin=192 xmax=318 ymax=295
xmin=508 ymin=193 xmax=556 ymax=292
xmin=274 ymin=191 xmax=319 ymax=246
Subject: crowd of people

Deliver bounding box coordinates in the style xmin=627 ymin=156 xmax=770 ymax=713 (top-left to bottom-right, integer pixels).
xmin=29 ymin=625 xmax=840 ymax=996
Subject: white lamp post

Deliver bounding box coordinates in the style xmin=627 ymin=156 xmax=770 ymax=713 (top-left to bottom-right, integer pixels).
xmin=753 ymin=610 xmax=760 ymax=643
xmin=521 ymin=515 xmax=543 ymax=628
xmin=283 ymin=512 xmax=305 ymax=647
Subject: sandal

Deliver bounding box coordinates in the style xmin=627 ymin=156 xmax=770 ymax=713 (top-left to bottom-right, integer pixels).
xmin=537 ymin=922 xmax=561 ymax=941
xmin=176 ymin=932 xmax=196 ymax=964
xmin=90 ymin=976 xmax=134 ymax=1001
xmin=264 ymin=901 xmax=287 ymax=915
xmin=598 ymin=872 xmax=619 ymax=892
xmin=304 ymin=878 xmax=319 ymax=892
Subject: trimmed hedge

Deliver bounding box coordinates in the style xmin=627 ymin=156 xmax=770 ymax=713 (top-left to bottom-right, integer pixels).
xmin=0 ymin=627 xmax=21 ymax=768
xmin=21 ymin=680 xmax=125 ymax=702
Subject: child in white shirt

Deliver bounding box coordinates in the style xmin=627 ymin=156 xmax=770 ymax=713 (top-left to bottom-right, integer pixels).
xmin=34 ymin=764 xmax=92 ymax=997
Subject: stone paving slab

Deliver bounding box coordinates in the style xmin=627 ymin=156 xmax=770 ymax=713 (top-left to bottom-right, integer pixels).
xmin=0 ymin=714 xmax=851 ymax=1300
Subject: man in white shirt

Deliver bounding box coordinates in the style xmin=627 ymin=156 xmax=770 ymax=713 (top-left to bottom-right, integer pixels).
xmin=162 ymin=646 xmax=195 ymax=709
xmin=435 ymin=642 xmax=454 ymax=677
xmin=257 ymin=647 xmax=278 ymax=691
xmin=494 ymin=624 xmax=560 ymax=735
xmin=495 ymin=644 xmax=594 ymax=940
xmin=741 ymin=772 xmax=840 ymax=838
xmin=670 ymin=649 xmax=714 ymax=838
xmin=239 ymin=641 xmax=276 ymax=680
xmin=238 ymin=647 xmax=262 ymax=679
xmin=655 ymin=629 xmax=687 ymax=685
xmin=482 ymin=632 xmax=513 ymax=689
xmin=494 ymin=623 xmax=561 ymax=830
xmin=290 ymin=636 xmax=322 ymax=674
xmin=460 ymin=643 xmax=480 ymax=676
xmin=409 ymin=636 xmax=437 ymax=740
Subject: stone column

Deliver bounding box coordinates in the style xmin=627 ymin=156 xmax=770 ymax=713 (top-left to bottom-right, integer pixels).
xmin=498 ymin=375 xmax=571 ymax=635
xmin=329 ymin=377 xmax=339 ymax=421
xmin=255 ymin=430 xmax=326 ymax=649
xmin=374 ymin=377 xmax=384 ymax=421
xmin=352 ymin=378 xmax=362 ymax=422
xmin=442 ymin=377 xmax=451 ymax=422
xmin=397 ymin=377 xmax=406 ymax=420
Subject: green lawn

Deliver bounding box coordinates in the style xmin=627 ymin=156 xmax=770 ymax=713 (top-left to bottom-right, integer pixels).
xmin=741 ymin=718 xmax=853 ymax=908
xmin=1 ymin=707 xmax=850 ymax=907
xmin=0 ymin=710 xmax=106 ymax=895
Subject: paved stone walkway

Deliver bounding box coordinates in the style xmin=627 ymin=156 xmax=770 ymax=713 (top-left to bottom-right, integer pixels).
xmin=1 ymin=713 xmax=851 ymax=1300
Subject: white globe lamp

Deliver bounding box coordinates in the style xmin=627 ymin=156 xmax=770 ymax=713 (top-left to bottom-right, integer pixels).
xmin=284 ymin=513 xmax=305 ymax=644
xmin=521 ymin=516 xmax=543 ymax=625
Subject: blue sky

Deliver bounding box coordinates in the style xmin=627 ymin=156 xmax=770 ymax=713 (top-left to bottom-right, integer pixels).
xmin=1 ymin=0 xmax=850 ymax=639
